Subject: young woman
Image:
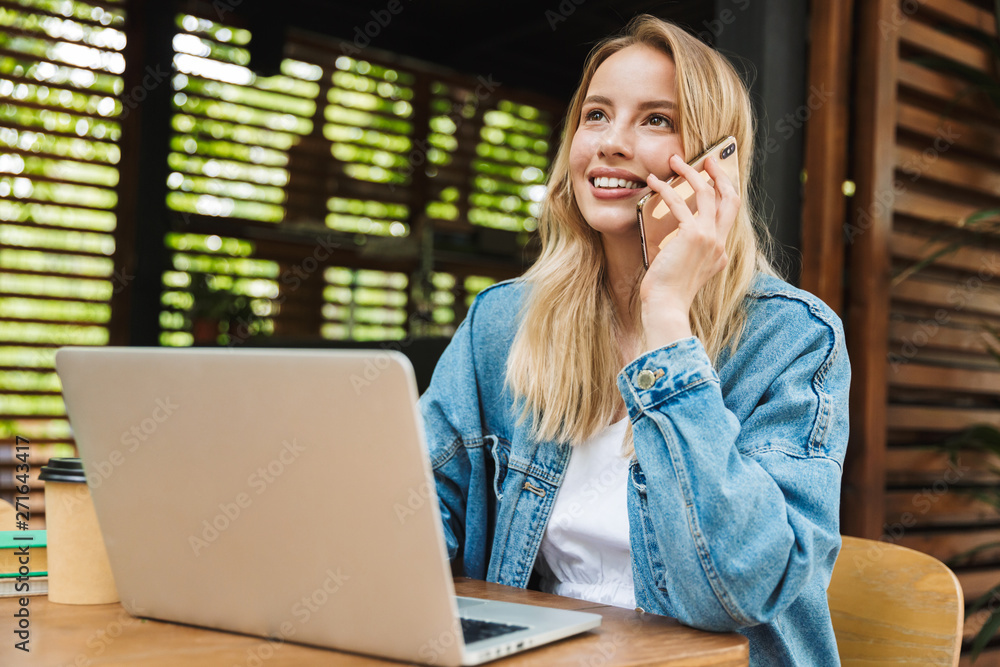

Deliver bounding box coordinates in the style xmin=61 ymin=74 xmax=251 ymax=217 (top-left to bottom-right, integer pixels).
xmin=419 ymin=14 xmax=850 ymax=665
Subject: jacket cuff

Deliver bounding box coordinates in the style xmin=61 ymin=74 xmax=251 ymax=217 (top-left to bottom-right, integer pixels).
xmin=616 ymin=336 xmax=719 ymax=418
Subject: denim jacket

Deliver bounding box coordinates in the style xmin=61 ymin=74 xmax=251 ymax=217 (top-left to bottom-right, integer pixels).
xmin=418 ymin=273 xmax=850 ymax=666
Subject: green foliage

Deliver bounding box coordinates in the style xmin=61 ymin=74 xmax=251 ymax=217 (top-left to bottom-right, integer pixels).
xmin=186 ymin=272 xmax=253 ymax=321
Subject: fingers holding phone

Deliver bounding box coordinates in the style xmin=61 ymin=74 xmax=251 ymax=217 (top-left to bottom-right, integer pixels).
xmin=637 ymin=136 xmax=741 ymax=314
xmin=703 ymin=153 xmax=741 ymax=246
xmin=666 ymin=153 xmax=738 ymax=255
xmin=636 ymin=136 xmax=739 ymax=269
xmin=647 ymin=158 xmax=727 ymax=279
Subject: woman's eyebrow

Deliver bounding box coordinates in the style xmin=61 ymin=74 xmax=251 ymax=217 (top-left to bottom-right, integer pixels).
xmin=582 ymin=95 xmax=613 ymax=107
xmin=582 ymin=95 xmax=676 ymax=111
xmin=637 ymin=99 xmax=676 ymax=111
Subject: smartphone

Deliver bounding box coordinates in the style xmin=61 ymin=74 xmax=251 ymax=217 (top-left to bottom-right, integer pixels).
xmin=636 ymin=136 xmax=739 ymax=269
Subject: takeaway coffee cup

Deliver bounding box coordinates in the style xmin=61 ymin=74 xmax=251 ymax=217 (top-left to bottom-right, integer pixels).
xmin=39 ymin=458 xmax=119 ymax=604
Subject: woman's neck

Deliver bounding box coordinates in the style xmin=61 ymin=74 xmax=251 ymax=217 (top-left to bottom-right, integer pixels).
xmin=598 ymin=242 xmax=641 ymax=371
xmin=598 ymin=235 xmax=645 ymax=422
xmin=601 ymin=234 xmax=641 ymax=321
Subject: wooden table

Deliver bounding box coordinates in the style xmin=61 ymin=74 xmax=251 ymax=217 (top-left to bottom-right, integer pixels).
xmin=0 ymin=578 xmax=748 ymax=666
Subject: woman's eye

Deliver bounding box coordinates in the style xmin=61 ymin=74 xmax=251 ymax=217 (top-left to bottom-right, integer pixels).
xmin=648 ymin=114 xmax=674 ymax=129
xmin=584 ymin=109 xmax=606 ymax=122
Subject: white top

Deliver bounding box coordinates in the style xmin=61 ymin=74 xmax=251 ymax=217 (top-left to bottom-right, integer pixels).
xmin=537 ymin=418 xmax=636 ymax=609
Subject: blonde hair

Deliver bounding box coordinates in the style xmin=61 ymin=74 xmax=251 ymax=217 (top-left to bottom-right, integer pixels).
xmin=506 ymin=14 xmax=778 ymax=446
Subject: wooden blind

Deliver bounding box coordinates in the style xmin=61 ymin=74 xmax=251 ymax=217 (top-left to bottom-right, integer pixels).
xmin=847 ymin=0 xmax=1000 ymax=660
xmin=1 ymin=4 xmax=562 ymax=525
xmin=0 ymin=0 xmax=128 ymax=524
xmin=160 ymin=11 xmax=561 ymax=346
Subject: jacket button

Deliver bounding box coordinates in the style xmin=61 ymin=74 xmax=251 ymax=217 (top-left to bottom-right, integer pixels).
xmin=636 ymin=369 xmax=656 ymax=389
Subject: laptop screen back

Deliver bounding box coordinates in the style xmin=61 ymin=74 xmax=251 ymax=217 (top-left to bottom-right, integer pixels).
xmin=56 ymin=347 xmax=464 ymax=665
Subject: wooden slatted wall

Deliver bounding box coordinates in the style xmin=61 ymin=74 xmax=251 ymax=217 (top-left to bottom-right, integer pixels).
xmin=845 ymin=0 xmax=1000 ymax=660
xmin=2 ymin=1 xmax=564 ymax=524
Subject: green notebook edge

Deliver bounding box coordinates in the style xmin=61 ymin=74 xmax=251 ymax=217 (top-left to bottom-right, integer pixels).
xmin=0 ymin=531 xmax=46 ymax=549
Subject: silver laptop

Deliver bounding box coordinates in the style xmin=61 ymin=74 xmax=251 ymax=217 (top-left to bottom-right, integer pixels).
xmin=55 ymin=346 xmax=601 ymax=666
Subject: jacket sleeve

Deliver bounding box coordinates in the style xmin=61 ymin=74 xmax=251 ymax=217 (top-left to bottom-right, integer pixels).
xmin=618 ymin=305 xmax=850 ymax=631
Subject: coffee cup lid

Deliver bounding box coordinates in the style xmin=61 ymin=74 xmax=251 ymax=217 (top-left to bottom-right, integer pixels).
xmin=39 ymin=458 xmax=87 ymax=483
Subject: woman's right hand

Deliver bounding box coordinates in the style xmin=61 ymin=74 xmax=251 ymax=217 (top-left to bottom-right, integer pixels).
xmin=639 ymin=154 xmax=741 ymax=351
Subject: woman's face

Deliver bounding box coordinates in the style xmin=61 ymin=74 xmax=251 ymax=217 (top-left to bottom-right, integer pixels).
xmin=569 ymin=44 xmax=684 ymax=238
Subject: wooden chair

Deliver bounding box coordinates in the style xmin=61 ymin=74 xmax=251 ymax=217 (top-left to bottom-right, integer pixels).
xmin=828 ymin=535 xmax=964 ymax=666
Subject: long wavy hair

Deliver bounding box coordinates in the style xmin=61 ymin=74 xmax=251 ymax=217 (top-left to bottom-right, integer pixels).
xmin=505 ymin=14 xmax=779 ymax=446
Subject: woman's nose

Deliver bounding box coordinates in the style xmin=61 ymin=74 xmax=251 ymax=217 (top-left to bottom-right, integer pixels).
xmin=598 ymin=123 xmax=634 ymax=159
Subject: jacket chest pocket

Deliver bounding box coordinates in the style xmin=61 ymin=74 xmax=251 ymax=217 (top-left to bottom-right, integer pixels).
xmin=487 ymin=435 xmax=511 ymax=501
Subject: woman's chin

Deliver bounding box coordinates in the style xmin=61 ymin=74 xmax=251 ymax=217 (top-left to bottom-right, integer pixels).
xmin=585 ymin=215 xmax=641 ymax=238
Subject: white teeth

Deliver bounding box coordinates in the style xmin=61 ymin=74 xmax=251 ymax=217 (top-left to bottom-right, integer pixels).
xmin=592 ymin=177 xmax=642 ymax=189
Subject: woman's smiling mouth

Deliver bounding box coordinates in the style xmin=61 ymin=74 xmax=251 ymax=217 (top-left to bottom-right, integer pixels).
xmin=590 ymin=176 xmax=645 ymax=189
xmin=586 ymin=170 xmax=650 ymax=199
xmin=586 ymin=167 xmax=649 ymax=199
